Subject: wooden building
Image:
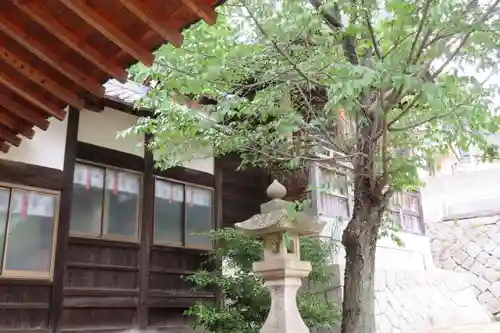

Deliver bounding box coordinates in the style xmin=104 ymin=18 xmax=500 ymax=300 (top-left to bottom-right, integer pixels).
xmin=0 ymin=1 xmax=269 ymax=332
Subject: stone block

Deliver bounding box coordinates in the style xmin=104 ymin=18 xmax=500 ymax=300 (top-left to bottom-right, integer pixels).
xmin=475 ymin=277 xmax=490 ymax=293
xmin=489 ymin=280 xmax=500 ymax=299
xmin=466 ymin=242 xmax=482 ymax=259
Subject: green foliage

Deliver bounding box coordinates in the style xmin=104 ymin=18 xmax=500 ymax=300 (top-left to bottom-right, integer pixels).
xmin=128 ymin=0 xmax=500 ymax=194
xmin=184 ymin=228 xmax=340 ymax=333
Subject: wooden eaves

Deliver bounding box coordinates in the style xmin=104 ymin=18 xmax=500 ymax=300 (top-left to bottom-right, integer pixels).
xmin=0 ymin=0 xmax=222 ymax=153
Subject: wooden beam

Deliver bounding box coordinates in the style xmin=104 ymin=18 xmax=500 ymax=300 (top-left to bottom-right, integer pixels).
xmin=116 ymin=0 xmax=183 ymax=48
xmin=0 ymin=73 xmax=66 ymax=120
xmin=0 ymin=108 xmax=35 ymax=139
xmin=0 ymin=44 xmax=84 ymax=110
xmin=0 ymin=125 xmax=22 ymax=147
xmin=181 ymin=0 xmax=217 ymax=25
xmin=60 ymin=0 xmax=154 ymax=66
xmin=0 ymin=141 xmax=10 ymax=153
xmin=12 ymin=0 xmax=128 ymax=83
xmin=49 ymin=107 xmax=79 ymax=332
xmin=0 ymin=93 xmax=50 ymax=130
xmin=0 ymin=17 xmax=104 ymax=97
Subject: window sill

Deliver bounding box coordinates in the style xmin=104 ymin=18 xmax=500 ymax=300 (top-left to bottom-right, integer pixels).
xmin=151 ymin=243 xmax=212 ymax=252
xmin=69 ymin=235 xmax=140 ymax=248
xmin=0 ymin=275 xmax=52 ymax=285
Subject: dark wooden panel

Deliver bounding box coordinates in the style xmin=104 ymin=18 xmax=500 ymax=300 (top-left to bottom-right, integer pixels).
xmin=0 ymin=159 xmax=63 ymax=190
xmin=63 ymin=296 xmax=138 ymax=308
xmin=150 ymin=249 xmax=209 ymax=272
xmin=65 ymin=267 xmax=138 ymax=289
xmin=59 ymin=308 xmax=136 ymax=329
xmin=0 ymin=309 xmax=48 ymax=330
xmin=0 ymin=284 xmax=51 ymax=304
xmin=76 ymin=141 xmax=144 ymax=171
xmin=148 ymin=294 xmax=214 ymax=308
xmin=148 ymin=307 xmax=189 ymax=328
xmin=215 ymin=155 xmax=269 ymax=228
xmin=148 ymin=272 xmax=193 ymax=293
xmin=64 ymin=289 xmax=138 ymax=297
xmin=66 ymin=241 xmax=139 ymax=267
xmin=154 ymin=166 xmax=214 ymax=188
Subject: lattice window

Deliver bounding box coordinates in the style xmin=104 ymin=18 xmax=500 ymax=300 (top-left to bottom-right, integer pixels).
xmin=388 ymin=191 xmax=424 ymax=234
xmin=315 ymin=166 xmax=350 ymax=220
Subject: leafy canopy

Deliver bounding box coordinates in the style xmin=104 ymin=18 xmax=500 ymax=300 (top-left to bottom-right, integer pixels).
xmin=184 ymin=228 xmax=340 ymax=333
xmin=128 ymin=0 xmax=500 ymax=193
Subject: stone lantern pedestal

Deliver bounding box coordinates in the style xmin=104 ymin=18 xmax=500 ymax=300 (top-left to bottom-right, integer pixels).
xmin=235 ymin=180 xmax=323 ymax=333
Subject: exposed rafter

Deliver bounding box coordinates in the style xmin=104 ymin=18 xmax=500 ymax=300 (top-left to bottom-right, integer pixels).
xmin=0 ymin=141 xmax=10 ymax=153
xmin=0 ymin=74 xmax=66 ymax=120
xmin=12 ymin=0 xmax=128 ymax=83
xmin=0 ymin=0 xmax=222 ymax=153
xmin=0 ymin=109 xmax=35 ymax=139
xmin=117 ymin=0 xmax=183 ymax=48
xmin=0 ymin=125 xmax=21 ymax=147
xmin=60 ymin=0 xmax=154 ymax=66
xmin=0 ymin=44 xmax=84 ymax=110
xmin=0 ymin=17 xmax=104 ymax=97
xmin=0 ymin=93 xmax=50 ymax=130
xmin=181 ymin=0 xmax=217 ymax=25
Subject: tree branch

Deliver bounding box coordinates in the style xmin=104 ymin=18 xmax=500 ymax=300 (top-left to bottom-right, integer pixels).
xmin=364 ymin=10 xmax=382 ymax=60
xmin=309 ymin=0 xmax=360 ymax=65
xmin=407 ymin=0 xmax=433 ymax=66
xmin=241 ymin=1 xmax=326 ymax=87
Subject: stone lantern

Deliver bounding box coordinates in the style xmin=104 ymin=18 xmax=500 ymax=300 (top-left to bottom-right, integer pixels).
xmin=235 ymin=180 xmax=324 ymax=333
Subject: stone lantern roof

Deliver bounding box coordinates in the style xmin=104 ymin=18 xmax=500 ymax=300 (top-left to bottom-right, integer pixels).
xmin=234 ymin=180 xmax=323 ymax=237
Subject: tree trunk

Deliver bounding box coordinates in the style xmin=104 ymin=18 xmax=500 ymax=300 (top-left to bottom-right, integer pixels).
xmin=340 ymin=207 xmax=382 ymax=333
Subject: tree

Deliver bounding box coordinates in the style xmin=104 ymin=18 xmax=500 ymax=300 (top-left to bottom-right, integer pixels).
xmin=184 ymin=228 xmax=340 ymax=333
xmin=127 ymin=1 xmax=500 ymax=332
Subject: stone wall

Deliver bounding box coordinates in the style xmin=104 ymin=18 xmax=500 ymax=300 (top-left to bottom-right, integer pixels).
xmin=427 ymin=212 xmax=500 ymax=315
xmin=311 ymin=265 xmax=491 ymax=333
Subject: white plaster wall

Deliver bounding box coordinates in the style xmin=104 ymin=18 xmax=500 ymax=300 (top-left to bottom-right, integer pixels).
xmin=78 ymin=107 xmax=145 ymax=157
xmin=1 ymin=116 xmax=68 ymax=170
xmin=321 ymin=218 xmax=433 ymax=271
xmin=421 ymin=164 xmax=500 ymax=223
xmin=376 ymin=232 xmax=434 ymax=270
xmin=182 ymin=158 xmax=214 ymax=175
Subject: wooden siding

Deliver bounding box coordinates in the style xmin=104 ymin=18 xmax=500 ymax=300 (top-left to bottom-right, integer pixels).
xmin=215 ymin=154 xmax=269 ymax=228
xmin=0 ymin=131 xmax=270 ymax=332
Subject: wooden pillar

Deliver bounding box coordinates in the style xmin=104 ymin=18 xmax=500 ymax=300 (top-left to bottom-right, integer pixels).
xmin=49 ymin=107 xmax=80 ymax=332
xmin=138 ymin=134 xmax=154 ymax=329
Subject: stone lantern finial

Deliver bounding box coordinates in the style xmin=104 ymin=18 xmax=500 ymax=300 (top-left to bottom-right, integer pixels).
xmin=266 ymin=180 xmax=287 ymax=199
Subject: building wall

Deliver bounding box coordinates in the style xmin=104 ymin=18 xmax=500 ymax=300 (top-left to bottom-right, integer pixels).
xmin=3 ymin=115 xmax=68 ymax=170
xmin=0 ymin=106 xmax=223 ymax=332
xmin=421 ymin=152 xmax=500 ymax=316
xmin=376 ymin=232 xmax=434 ymax=270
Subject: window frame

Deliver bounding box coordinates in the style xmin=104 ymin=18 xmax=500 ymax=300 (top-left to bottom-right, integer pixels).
xmin=0 ymin=181 xmax=60 ymax=281
xmin=69 ymin=159 xmax=143 ymax=243
xmin=388 ymin=191 xmax=424 ymax=235
xmin=311 ymin=164 xmax=352 ymax=220
xmin=153 ymin=175 xmax=215 ymax=250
